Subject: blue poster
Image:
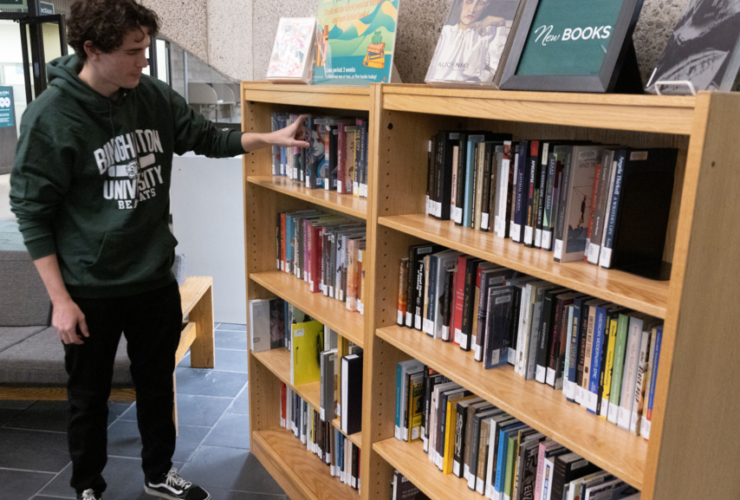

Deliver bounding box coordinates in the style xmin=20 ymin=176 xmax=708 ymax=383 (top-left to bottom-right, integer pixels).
xmin=0 ymin=87 xmax=14 ymax=129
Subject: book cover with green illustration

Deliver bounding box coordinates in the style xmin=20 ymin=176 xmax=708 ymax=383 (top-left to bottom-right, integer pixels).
xmin=313 ymin=0 xmax=399 ymax=85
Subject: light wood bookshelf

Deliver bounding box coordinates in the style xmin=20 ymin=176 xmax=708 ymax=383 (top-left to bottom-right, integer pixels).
xmin=243 ymin=82 xmax=740 ymax=500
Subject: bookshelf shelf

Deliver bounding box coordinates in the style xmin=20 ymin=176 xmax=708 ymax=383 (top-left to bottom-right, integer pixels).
xmin=247 ymin=176 xmax=368 ymax=220
xmin=380 ymin=84 xmax=696 ymax=135
xmin=332 ymin=418 xmax=363 ymax=448
xmin=242 ymin=82 xmax=371 ymax=111
xmin=251 ymin=348 xmax=321 ymax=410
xmin=250 ymin=271 xmax=365 ymax=348
xmin=376 ymin=325 xmax=647 ymax=490
xmin=379 ymin=214 xmax=668 ymax=319
xmin=374 ymin=439 xmax=479 ymax=500
xmin=252 ymin=427 xmax=357 ymax=500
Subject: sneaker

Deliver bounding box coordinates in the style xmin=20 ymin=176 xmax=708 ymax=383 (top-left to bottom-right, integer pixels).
xmin=144 ymin=468 xmax=210 ymax=500
xmin=78 ymin=490 xmax=102 ymax=500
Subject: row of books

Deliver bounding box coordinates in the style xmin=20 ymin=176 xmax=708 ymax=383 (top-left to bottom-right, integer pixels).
xmin=250 ymin=297 xmax=364 ymax=434
xmin=425 ymin=134 xmax=677 ymax=275
xmin=277 ymin=209 xmax=367 ymax=314
xmin=397 ymin=244 xmax=665 ymax=439
xmin=395 ymin=361 xmax=641 ymax=500
xmin=271 ymin=113 xmax=370 ymax=198
xmin=280 ymin=383 xmax=361 ymax=492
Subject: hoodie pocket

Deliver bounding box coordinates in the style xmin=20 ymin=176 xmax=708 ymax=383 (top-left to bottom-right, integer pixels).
xmin=86 ymin=221 xmax=178 ymax=284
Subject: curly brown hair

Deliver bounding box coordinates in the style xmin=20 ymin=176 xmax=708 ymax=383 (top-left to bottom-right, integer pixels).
xmin=67 ymin=0 xmax=160 ymax=62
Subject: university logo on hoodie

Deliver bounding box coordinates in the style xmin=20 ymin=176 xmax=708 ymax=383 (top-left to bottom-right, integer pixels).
xmin=93 ymin=129 xmax=165 ymax=210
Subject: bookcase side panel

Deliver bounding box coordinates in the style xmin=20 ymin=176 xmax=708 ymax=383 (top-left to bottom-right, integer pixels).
xmin=646 ymin=92 xmax=740 ymax=500
xmin=249 ymin=352 xmax=282 ymax=433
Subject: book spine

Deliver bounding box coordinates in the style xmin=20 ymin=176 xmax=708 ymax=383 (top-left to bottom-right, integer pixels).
xmin=460 ymin=260 xmax=477 ymax=351
xmin=508 ymin=147 xmax=520 ymax=241
xmin=450 ymin=145 xmax=459 ymax=220
xmin=524 ymin=141 xmax=539 ymax=247
xmin=442 ymin=269 xmax=455 ymax=341
xmin=618 ymin=317 xmax=643 ymax=430
xmin=476 ymin=419 xmax=491 ymax=492
xmin=564 ymin=301 xmax=581 ymax=402
xmin=453 ymin=256 xmax=468 ymax=344
xmin=601 ymin=316 xmax=620 ymax=419
xmin=337 ymin=123 xmax=346 ymax=194
xmin=497 ymin=143 xmax=513 ymax=238
xmin=584 ymin=161 xmax=601 ymax=258
xmin=426 ymin=138 xmax=434 ymax=215
xmin=535 ymin=143 xmax=549 ymax=248
xmin=535 ymin=292 xmax=555 ymax=384
xmin=481 ymin=143 xmax=494 ymax=231
xmin=587 ymin=306 xmax=607 ymax=414
xmin=464 ymin=140 xmax=477 ymax=228
xmin=631 ymin=327 xmax=653 ymax=435
xmin=553 ymin=148 xmax=573 ymax=261
xmin=512 ymin=141 xmax=528 ymax=243
xmin=414 ymin=255 xmax=425 ymax=330
xmin=397 ymin=258 xmax=408 ymax=326
xmin=425 ymin=256 xmax=438 ymax=336
xmin=643 ymin=326 xmax=663 ymax=440
xmin=434 ymin=134 xmax=446 ymax=219
xmin=405 ymin=248 xmax=416 ymax=327
xmin=546 ymin=298 xmax=566 ymax=386
xmin=600 ymin=150 xmax=627 ymax=268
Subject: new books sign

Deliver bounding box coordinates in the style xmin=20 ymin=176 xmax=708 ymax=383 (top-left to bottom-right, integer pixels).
xmin=500 ymin=0 xmax=644 ymax=92
xmin=0 ymin=87 xmax=14 ymax=129
xmin=517 ymin=0 xmax=622 ymax=76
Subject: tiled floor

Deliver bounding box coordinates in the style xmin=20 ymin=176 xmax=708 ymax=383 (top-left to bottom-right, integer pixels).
xmin=0 ymin=323 xmax=288 ymax=500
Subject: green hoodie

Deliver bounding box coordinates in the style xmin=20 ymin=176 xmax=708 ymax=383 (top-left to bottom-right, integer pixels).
xmin=10 ymin=55 xmax=245 ymax=298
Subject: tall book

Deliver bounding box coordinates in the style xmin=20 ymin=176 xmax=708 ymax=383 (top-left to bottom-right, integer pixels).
xmin=291 ymin=320 xmax=324 ymax=386
xmin=341 ymin=353 xmax=363 ymax=435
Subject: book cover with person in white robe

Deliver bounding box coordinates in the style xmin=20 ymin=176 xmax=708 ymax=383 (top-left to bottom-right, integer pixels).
xmin=426 ymin=0 xmax=522 ymax=88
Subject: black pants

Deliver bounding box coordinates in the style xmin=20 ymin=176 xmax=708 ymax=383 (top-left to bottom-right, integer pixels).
xmin=64 ymin=281 xmax=182 ymax=494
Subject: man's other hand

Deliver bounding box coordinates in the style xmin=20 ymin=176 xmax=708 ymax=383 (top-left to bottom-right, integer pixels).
xmin=53 ymin=298 xmax=90 ymax=345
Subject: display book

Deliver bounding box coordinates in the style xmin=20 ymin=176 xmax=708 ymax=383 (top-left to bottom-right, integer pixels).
xmin=270 ymin=112 xmax=370 ymax=198
xmin=276 ymin=208 xmax=367 ymax=315
xmin=390 ymin=470 xmax=430 ymax=500
xmin=424 ymin=132 xmax=677 ymax=277
xmin=266 ymin=17 xmax=316 ymax=84
xmin=393 ymin=358 xmax=644 ymax=500
xmin=396 ymin=243 xmax=666 ymax=443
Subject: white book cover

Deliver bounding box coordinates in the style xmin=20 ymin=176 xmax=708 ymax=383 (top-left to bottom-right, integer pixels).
xmin=267 ymin=18 xmax=316 ymax=84
xmin=249 ymin=299 xmax=271 ymax=352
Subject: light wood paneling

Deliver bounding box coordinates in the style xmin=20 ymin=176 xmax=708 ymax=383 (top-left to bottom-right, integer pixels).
xmin=248 ymin=176 xmax=368 ymax=219
xmin=175 ymin=322 xmax=197 ymax=365
xmin=332 ymin=418 xmax=362 ymax=448
xmin=380 ymin=85 xmax=696 ymax=135
xmin=374 ymin=439 xmax=480 ymax=500
xmin=253 ymin=427 xmax=358 ymax=500
xmin=252 ymin=347 xmax=321 ymax=410
xmin=250 ymin=272 xmax=365 ymax=348
xmin=379 ymin=214 xmax=668 ymax=319
xmin=243 ymin=83 xmax=371 ymax=111
xmin=642 ymin=93 xmax=740 ymax=500
xmin=377 ymin=325 xmax=647 ymax=490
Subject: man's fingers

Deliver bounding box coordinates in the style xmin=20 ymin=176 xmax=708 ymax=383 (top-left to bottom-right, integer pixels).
xmin=78 ymin=316 xmax=90 ymax=337
xmin=293 ymin=140 xmax=311 ymax=148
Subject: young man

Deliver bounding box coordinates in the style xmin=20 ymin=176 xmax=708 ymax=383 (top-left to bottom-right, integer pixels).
xmin=9 ymin=1 xmax=308 ymax=499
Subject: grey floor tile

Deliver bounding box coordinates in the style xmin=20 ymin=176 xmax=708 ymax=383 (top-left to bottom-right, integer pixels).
xmin=201 ymin=487 xmax=288 ymax=500
xmin=4 ymin=400 xmax=69 ymax=433
xmin=107 ymin=419 xmax=210 ymax=462
xmin=227 ymin=386 xmax=249 ymax=415
xmin=0 ymin=428 xmax=70 ymax=472
xmin=107 ymin=402 xmax=133 ymax=426
xmin=0 ymin=408 xmax=22 ymax=426
xmin=0 ymin=400 xmax=35 ymax=410
xmin=120 ymin=394 xmax=232 ymax=428
xmin=215 ymin=330 xmax=249 ymax=350
xmin=179 ymin=446 xmax=284 ymax=495
xmin=0 ymin=468 xmax=56 ymax=500
xmin=178 ymin=351 xmax=191 ymax=367
xmin=217 ymin=323 xmax=247 ymax=332
xmin=203 ymin=413 xmax=250 ymax=449
xmin=175 ymin=367 xmax=248 ymax=398
xmin=39 ymin=457 xmax=184 ymax=500
xmin=212 ymin=349 xmax=249 ymax=373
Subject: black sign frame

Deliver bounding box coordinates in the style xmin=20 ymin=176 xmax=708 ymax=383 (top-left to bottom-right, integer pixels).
xmin=499 ymin=0 xmax=644 ymax=93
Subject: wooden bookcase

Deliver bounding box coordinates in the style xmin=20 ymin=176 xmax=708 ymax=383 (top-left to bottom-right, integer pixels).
xmin=242 ymin=81 xmax=740 ymax=500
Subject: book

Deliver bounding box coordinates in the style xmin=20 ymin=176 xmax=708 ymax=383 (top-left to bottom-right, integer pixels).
xmin=291 ymin=320 xmax=324 ymax=386
xmin=630 ymin=323 xmax=654 ymax=435
xmin=554 ymin=145 xmax=604 ymax=263
xmin=396 ymin=359 xmax=425 ymax=441
xmin=341 ymin=353 xmax=363 ymax=435
xmin=320 ymin=349 xmax=337 ymax=421
xmin=586 ymin=149 xmax=616 ymax=264
xmin=398 ymin=258 xmax=409 ymax=325
xmin=642 ymin=325 xmax=663 ymax=440
xmin=452 ymin=396 xmax=485 ymax=477
xmin=523 ymin=140 xmax=540 ymax=247
xmin=483 ymin=285 xmax=515 ymax=368
xmin=496 ymin=142 xmax=516 ymax=238
xmin=617 ymin=314 xmax=647 ymax=430
xmin=249 ymin=298 xmax=285 ymax=352
xmin=425 ymin=0 xmax=523 ymax=89
xmin=407 ymin=371 xmax=425 ymax=442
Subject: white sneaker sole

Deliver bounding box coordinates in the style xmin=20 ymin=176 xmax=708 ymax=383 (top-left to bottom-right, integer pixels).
xmin=144 ymin=485 xmax=211 ymax=500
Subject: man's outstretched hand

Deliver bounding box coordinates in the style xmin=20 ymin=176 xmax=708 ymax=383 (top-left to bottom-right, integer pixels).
xmin=270 ymin=113 xmax=310 ymax=148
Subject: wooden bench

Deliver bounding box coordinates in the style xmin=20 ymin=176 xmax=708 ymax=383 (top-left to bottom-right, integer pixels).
xmin=0 ymin=276 xmax=215 ymax=433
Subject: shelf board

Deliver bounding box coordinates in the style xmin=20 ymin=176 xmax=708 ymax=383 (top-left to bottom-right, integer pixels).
xmin=252 ymin=348 xmax=321 ymax=410
xmin=332 ymin=418 xmax=362 ymax=449
xmin=376 ymin=325 xmax=647 ymax=490
xmin=380 ymin=84 xmax=696 ymax=135
xmin=242 ymin=82 xmax=371 ymax=111
xmin=253 ymin=427 xmax=357 ymax=500
xmin=251 ymin=272 xmax=365 ymax=347
xmin=248 ymin=176 xmax=368 ymax=219
xmin=374 ymin=439 xmax=477 ymax=500
xmin=379 ymin=214 xmax=668 ymax=319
